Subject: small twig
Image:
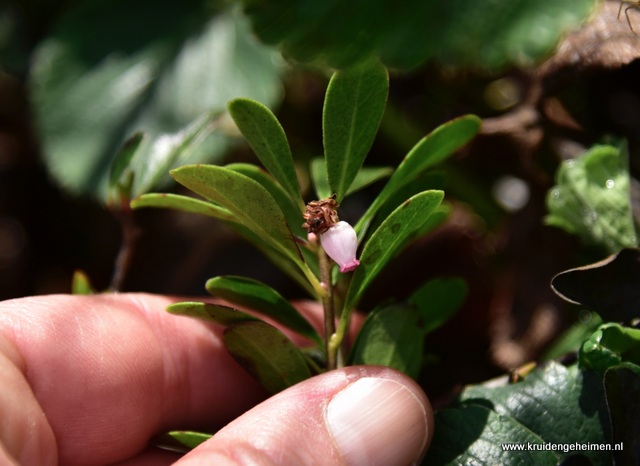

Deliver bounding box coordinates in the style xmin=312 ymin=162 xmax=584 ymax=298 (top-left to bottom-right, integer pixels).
xmin=109 ymin=198 xmax=140 ymax=291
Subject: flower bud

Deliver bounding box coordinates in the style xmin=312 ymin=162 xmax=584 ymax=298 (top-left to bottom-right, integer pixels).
xmin=320 ymin=221 xmax=360 ymax=273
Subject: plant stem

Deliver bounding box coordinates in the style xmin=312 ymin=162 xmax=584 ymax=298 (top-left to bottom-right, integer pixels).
xmin=319 ymin=247 xmax=338 ymax=370
xmin=109 ymin=198 xmax=140 ymax=291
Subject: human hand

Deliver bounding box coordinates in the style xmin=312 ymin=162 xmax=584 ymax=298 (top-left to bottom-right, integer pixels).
xmin=0 ymin=293 xmax=433 ymax=465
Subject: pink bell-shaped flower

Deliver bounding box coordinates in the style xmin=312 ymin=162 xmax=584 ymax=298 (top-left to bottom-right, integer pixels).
xmin=320 ymin=221 xmax=360 ymax=273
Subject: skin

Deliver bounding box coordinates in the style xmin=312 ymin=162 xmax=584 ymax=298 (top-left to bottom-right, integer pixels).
xmin=0 ymin=293 xmax=432 ymax=465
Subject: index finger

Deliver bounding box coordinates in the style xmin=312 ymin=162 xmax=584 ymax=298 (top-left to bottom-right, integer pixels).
xmin=0 ymin=293 xmax=267 ymax=465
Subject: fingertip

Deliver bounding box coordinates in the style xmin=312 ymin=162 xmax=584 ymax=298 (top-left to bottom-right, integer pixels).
xmin=176 ymin=366 xmax=433 ymax=466
xmin=326 ymin=371 xmax=433 ymax=466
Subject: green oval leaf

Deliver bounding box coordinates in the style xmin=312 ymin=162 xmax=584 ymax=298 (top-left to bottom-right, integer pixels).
xmin=206 ymin=276 xmax=321 ymax=344
xmin=223 ymin=321 xmax=312 ymax=394
xmin=226 ymin=163 xmax=305 ymax=236
xmin=356 ymin=115 xmax=480 ymax=238
xmin=167 ymin=301 xmax=259 ymax=326
xmin=227 ymin=98 xmax=304 ymax=210
xmin=348 ymin=303 xmax=424 ymax=379
xmin=71 ymin=270 xmax=94 ymax=295
xmin=345 ymin=190 xmax=444 ymax=311
xmin=323 ymin=61 xmax=388 ymax=202
xmin=152 ymin=431 xmax=212 ymax=454
xmin=131 ymin=192 xmax=235 ymax=222
xmin=171 ymin=164 xmax=301 ymax=263
xmin=408 ymin=277 xmax=467 ymax=335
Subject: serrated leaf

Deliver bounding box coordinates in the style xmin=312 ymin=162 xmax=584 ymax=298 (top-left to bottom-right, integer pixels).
xmin=205 ymin=276 xmax=321 ymax=345
xmin=408 ymin=277 xmax=467 ymax=335
xmin=226 ymin=163 xmax=305 ymax=236
xmin=345 ymin=190 xmax=444 ymax=311
xmin=238 ymin=0 xmax=596 ymax=70
xmin=30 ymin=4 xmax=283 ymax=199
xmin=426 ymin=362 xmax=611 ymax=465
xmin=579 ymin=323 xmax=640 ymax=375
xmin=323 ymin=61 xmax=388 ymax=202
xmin=223 ymin=321 xmax=312 ymax=394
xmin=551 ymin=248 xmax=640 ymax=322
xmin=349 ymin=303 xmax=424 ymax=378
xmin=356 ymin=115 xmax=480 ymax=238
xmin=603 ymin=365 xmax=640 ymax=466
xmin=131 ymin=192 xmax=235 ymax=222
xmin=546 ymin=142 xmax=638 ymax=253
xmin=152 ymin=430 xmax=212 ymax=453
xmin=227 ymin=98 xmax=304 ymax=210
xmin=167 ymin=301 xmax=258 ymax=326
xmin=171 ymin=165 xmax=301 ymax=263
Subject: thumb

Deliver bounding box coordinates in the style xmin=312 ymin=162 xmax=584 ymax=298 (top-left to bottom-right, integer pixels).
xmin=176 ymin=366 xmax=433 ymax=466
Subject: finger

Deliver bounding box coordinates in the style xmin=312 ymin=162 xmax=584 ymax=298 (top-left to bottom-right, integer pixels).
xmin=176 ymin=366 xmax=433 ymax=466
xmin=0 ymin=293 xmax=267 ymax=465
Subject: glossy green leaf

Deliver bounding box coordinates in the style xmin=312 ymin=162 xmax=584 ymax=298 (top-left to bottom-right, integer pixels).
xmin=408 ymin=277 xmax=467 ymax=335
xmin=223 ymin=321 xmax=312 ymax=394
xmin=603 ymin=365 xmax=640 ymax=466
xmin=152 ymin=431 xmax=212 ymax=453
xmin=356 ymin=115 xmax=480 ymax=238
xmin=227 ymin=98 xmax=304 ymax=210
xmin=238 ymin=0 xmax=596 ymax=69
xmin=427 ymin=404 xmax=557 ymax=465
xmin=426 ymin=362 xmax=612 ymax=465
xmin=546 ymin=143 xmax=638 ymax=253
xmin=167 ymin=301 xmax=258 ymax=326
xmin=131 ymin=192 xmax=235 ymax=222
xmin=323 ymin=61 xmax=388 ymax=202
xmin=345 ymin=190 xmax=444 ymax=311
xmin=349 ymin=303 xmax=424 ymax=378
xmin=579 ymin=323 xmax=640 ymax=375
xmin=171 ymin=165 xmax=301 ymax=263
xmin=226 ymin=163 xmax=305 ymax=236
xmin=205 ymin=276 xmax=321 ymax=344
xmin=30 ymin=3 xmax=283 ymax=199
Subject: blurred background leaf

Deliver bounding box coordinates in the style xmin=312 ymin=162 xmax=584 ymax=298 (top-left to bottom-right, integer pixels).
xmin=546 ymin=143 xmax=638 ymax=254
xmin=237 ymin=0 xmax=597 ymax=69
xmin=28 ymin=0 xmax=284 ymax=200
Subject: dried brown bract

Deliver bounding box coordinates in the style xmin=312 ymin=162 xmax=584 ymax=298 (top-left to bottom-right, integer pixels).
xmin=302 ymin=195 xmax=339 ymax=234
